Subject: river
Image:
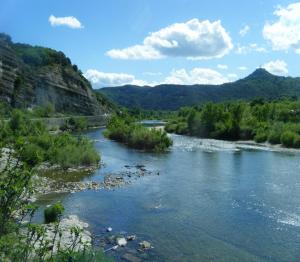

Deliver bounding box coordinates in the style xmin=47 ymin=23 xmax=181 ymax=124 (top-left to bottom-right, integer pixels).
xmin=37 ymin=127 xmax=300 ymax=261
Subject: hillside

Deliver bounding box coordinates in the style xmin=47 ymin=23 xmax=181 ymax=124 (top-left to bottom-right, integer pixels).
xmin=98 ymin=69 xmax=300 ymax=110
xmin=0 ymin=33 xmax=109 ymax=115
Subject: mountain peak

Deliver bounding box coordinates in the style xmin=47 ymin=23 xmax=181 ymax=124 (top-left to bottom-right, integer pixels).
xmin=245 ymin=68 xmax=274 ymax=79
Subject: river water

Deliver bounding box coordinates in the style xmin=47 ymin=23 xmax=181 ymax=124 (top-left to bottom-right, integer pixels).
xmin=37 ymin=127 xmax=300 ymax=261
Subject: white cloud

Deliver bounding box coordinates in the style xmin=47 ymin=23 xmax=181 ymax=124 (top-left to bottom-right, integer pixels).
xmin=49 ymin=15 xmax=83 ymax=29
xmin=143 ymin=72 xmax=163 ymax=76
xmin=262 ymin=60 xmax=288 ymax=76
xmin=163 ymin=68 xmax=229 ymax=85
xmin=84 ymin=69 xmax=150 ymax=88
xmin=217 ymin=64 xmax=228 ymax=70
xmin=106 ymin=19 xmax=233 ymax=60
xmin=227 ymin=73 xmax=238 ymax=79
xmin=263 ymin=3 xmax=300 ymax=53
xmin=236 ymin=43 xmax=266 ymax=54
xmin=86 ymin=67 xmax=232 ymax=88
xmin=239 ymin=25 xmax=250 ymax=37
xmin=238 ymin=66 xmax=248 ymax=71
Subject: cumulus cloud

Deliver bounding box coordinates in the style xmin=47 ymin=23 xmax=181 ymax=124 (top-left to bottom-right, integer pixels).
xmin=163 ymin=68 xmax=229 ymax=85
xmin=236 ymin=43 xmax=266 ymax=54
xmin=49 ymin=15 xmax=83 ymax=29
xmin=263 ymin=3 xmax=300 ymax=53
xmin=84 ymin=69 xmax=150 ymax=88
xmin=217 ymin=64 xmax=228 ymax=70
xmin=262 ymin=60 xmax=288 ymax=76
xmin=239 ymin=25 xmax=250 ymax=37
xmin=106 ymin=19 xmax=233 ymax=60
xmin=85 ymin=67 xmax=232 ymax=88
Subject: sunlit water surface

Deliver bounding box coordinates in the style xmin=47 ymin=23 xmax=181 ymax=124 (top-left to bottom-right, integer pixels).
xmin=36 ymin=128 xmax=300 ymax=262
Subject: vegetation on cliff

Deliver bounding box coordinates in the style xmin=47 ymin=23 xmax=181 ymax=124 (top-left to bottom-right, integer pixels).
xmin=0 ymin=33 xmax=113 ymax=115
xmin=104 ymin=114 xmax=172 ymax=152
xmin=165 ymin=98 xmax=300 ymax=148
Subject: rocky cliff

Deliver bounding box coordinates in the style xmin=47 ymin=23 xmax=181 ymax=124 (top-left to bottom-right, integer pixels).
xmin=0 ymin=33 xmax=103 ymax=115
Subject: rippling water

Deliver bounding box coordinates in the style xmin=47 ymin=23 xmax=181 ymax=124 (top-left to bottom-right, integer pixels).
xmin=37 ymin=128 xmax=300 ymax=261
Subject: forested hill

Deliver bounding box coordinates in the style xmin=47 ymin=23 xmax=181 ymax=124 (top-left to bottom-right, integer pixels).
xmin=0 ymin=33 xmax=112 ymax=115
xmin=98 ymin=69 xmax=300 ymax=110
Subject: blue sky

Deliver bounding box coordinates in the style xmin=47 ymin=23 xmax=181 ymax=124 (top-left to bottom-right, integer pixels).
xmin=1 ymin=0 xmax=300 ymax=88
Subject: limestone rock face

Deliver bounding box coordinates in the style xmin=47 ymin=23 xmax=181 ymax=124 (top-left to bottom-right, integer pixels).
xmin=0 ymin=33 xmax=103 ymax=115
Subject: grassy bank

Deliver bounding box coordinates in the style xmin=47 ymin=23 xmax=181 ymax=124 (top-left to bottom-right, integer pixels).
xmin=0 ymin=110 xmax=111 ymax=261
xmin=165 ymin=98 xmax=300 ymax=148
xmin=104 ymin=114 xmax=172 ymax=152
xmin=0 ymin=110 xmax=100 ymax=169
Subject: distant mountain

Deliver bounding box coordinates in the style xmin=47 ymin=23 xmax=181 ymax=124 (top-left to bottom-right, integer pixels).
xmin=0 ymin=33 xmax=110 ymax=115
xmin=98 ymin=68 xmax=300 ymax=110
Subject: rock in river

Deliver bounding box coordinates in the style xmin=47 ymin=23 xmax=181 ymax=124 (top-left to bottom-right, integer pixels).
xmin=139 ymin=240 xmax=151 ymax=249
xmin=116 ymin=237 xmax=127 ymax=246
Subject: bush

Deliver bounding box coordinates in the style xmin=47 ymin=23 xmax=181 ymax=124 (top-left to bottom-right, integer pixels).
xmin=280 ymin=131 xmax=297 ymax=147
xmin=65 ymin=117 xmax=88 ymax=131
xmin=105 ymin=115 xmax=172 ymax=152
xmin=293 ymin=135 xmax=300 ymax=148
xmin=20 ymin=143 xmax=45 ymax=166
xmin=44 ymin=202 xmax=65 ymax=223
xmin=48 ymin=135 xmax=100 ymax=169
xmin=268 ymin=130 xmax=282 ymax=144
xmin=33 ymin=103 xmax=55 ymax=117
xmin=254 ymin=131 xmax=268 ymax=143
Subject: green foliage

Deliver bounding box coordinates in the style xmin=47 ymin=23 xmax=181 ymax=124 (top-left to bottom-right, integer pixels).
xmin=61 ymin=117 xmax=88 ymax=131
xmin=94 ymin=92 xmax=119 ymax=112
xmin=254 ymin=131 xmax=268 ymax=143
xmin=0 ymin=156 xmax=110 ymax=261
xmin=13 ymin=43 xmax=72 ymax=68
xmin=105 ymin=114 xmax=172 ymax=152
xmin=0 ymin=113 xmax=109 ymax=261
xmin=0 ymin=110 xmax=100 ymax=168
xmin=166 ymin=99 xmax=300 ymax=148
xmin=44 ymin=202 xmax=64 ymax=223
xmin=280 ymin=131 xmax=297 ymax=148
xmin=49 ymin=134 xmax=100 ymax=169
xmin=32 ymin=103 xmax=55 ymax=117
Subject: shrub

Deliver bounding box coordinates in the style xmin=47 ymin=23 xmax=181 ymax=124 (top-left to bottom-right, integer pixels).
xmin=268 ymin=130 xmax=282 ymax=144
xmin=293 ymin=134 xmax=300 ymax=148
xmin=67 ymin=117 xmax=88 ymax=131
xmin=176 ymin=122 xmax=188 ymax=134
xmin=254 ymin=130 xmax=268 ymax=143
xmin=20 ymin=143 xmax=45 ymax=166
xmin=280 ymin=131 xmax=297 ymax=147
xmin=105 ymin=115 xmax=172 ymax=152
xmin=44 ymin=202 xmax=65 ymax=223
xmin=49 ymin=135 xmax=100 ymax=168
